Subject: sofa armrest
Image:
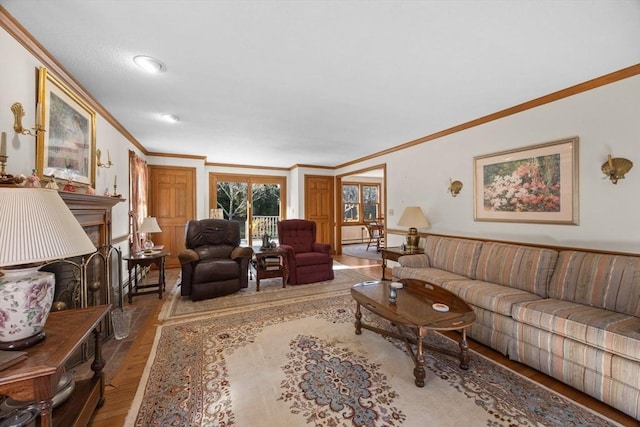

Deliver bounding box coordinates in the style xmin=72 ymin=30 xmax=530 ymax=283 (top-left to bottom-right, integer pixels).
xmin=231 ymin=246 xmax=254 ymax=260
xmin=178 ymin=249 xmax=199 ymax=265
xmin=398 ymin=254 xmax=430 ymax=268
xmin=312 ymin=242 xmax=331 ymax=255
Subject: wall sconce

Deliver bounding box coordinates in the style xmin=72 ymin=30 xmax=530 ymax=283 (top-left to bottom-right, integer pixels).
xmin=11 ymin=102 xmax=46 ymax=137
xmin=601 ymin=155 xmax=633 ymax=184
xmin=448 ymin=179 xmax=463 ymax=197
xmin=96 ymin=148 xmax=113 ymax=168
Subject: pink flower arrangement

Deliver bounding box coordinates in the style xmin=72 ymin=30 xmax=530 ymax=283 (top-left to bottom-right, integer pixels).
xmin=483 ymin=158 xmax=560 ymax=212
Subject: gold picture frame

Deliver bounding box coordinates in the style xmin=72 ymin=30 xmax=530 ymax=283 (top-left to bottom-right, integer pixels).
xmin=36 ymin=67 xmax=96 ymax=187
xmin=473 ymin=137 xmax=579 ymax=225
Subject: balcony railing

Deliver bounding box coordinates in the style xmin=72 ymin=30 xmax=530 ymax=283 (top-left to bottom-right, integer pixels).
xmin=251 ymin=215 xmax=280 ymax=240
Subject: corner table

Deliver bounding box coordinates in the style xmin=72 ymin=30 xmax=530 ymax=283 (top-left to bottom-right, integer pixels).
xmin=251 ymin=247 xmax=288 ymax=291
xmin=124 ymin=250 xmax=170 ymax=302
xmin=380 ymin=246 xmax=424 ymax=280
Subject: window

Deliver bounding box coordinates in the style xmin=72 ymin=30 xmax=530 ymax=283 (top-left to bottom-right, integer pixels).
xmin=342 ymin=182 xmax=380 ymax=223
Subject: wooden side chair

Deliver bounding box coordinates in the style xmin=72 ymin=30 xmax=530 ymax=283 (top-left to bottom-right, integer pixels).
xmin=365 ymin=222 xmax=385 ymax=252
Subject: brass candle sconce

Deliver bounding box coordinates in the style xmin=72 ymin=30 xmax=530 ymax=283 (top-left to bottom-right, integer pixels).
xmin=448 ymin=179 xmax=463 ymax=197
xmin=11 ymin=102 xmax=46 ymax=136
xmin=601 ymin=155 xmax=633 ymax=184
xmin=96 ymin=148 xmax=113 ymax=168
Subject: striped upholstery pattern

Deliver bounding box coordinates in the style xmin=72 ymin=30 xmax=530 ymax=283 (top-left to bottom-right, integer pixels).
xmin=548 ymin=251 xmax=640 ymax=317
xmin=389 ymin=235 xmax=640 ymax=419
xmin=514 ymin=323 xmax=640 ymax=419
xmin=467 ymin=307 xmax=518 ymax=357
xmin=444 ymin=279 xmax=542 ymax=317
xmin=513 ymin=299 xmax=640 ymax=362
xmin=423 ymin=235 xmax=483 ymax=279
xmin=474 ymin=242 xmax=558 ymax=297
xmin=391 ymin=266 xmax=468 ymax=287
xmin=396 ymin=253 xmax=429 ymax=268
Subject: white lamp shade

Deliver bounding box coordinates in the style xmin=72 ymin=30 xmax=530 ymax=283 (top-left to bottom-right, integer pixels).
xmin=397 ymin=206 xmax=430 ymax=229
xmin=138 ymin=217 xmax=162 ymax=234
xmin=0 ymin=188 xmax=96 ymax=267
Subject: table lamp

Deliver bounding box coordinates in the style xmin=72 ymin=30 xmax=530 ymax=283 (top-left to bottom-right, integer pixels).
xmin=397 ymin=206 xmax=430 ymax=253
xmin=0 ymin=188 xmax=96 ymax=350
xmin=139 ymin=217 xmax=162 ymax=252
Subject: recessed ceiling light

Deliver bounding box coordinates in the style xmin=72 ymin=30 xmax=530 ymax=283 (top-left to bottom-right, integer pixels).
xmin=133 ymin=55 xmax=166 ymax=73
xmin=161 ymin=114 xmax=179 ymax=123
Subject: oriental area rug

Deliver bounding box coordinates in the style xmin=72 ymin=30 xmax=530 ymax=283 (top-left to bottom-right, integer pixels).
xmin=126 ymin=291 xmax=621 ymax=426
xmin=159 ymin=264 xmax=377 ymax=320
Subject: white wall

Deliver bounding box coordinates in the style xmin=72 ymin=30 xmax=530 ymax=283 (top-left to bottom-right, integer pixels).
xmin=3 ymin=23 xmax=638 ymax=254
xmin=338 ymin=75 xmax=640 ymax=253
xmin=0 ymin=28 xmax=133 ymax=256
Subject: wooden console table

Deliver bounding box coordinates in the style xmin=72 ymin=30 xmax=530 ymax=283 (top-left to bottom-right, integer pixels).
xmin=380 ymin=246 xmax=424 ymax=280
xmin=0 ymin=305 xmax=110 ymax=427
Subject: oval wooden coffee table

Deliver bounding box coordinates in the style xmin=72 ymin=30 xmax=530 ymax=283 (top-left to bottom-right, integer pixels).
xmin=351 ymin=278 xmax=476 ymax=387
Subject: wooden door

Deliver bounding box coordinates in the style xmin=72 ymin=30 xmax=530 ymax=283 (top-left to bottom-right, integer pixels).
xmin=148 ymin=166 xmax=196 ymax=268
xmin=304 ymin=175 xmax=334 ymax=252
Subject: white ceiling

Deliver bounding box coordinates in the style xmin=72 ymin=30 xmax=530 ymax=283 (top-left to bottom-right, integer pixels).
xmin=2 ymin=1 xmax=639 ymax=168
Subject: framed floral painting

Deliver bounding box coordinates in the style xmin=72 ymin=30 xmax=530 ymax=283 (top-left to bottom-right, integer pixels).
xmin=36 ymin=67 xmax=96 ymax=187
xmin=473 ymin=137 xmax=579 ymax=224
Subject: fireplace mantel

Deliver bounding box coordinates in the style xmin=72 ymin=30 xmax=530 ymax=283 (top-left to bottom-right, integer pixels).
xmin=58 ymin=192 xmax=125 ymax=248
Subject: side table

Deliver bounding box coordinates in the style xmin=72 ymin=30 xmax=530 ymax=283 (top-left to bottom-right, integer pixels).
xmin=124 ymin=250 xmax=170 ymax=302
xmin=0 ymin=305 xmax=110 ymax=427
xmin=251 ymin=248 xmax=288 ymax=291
xmin=380 ymin=246 xmax=424 ymax=280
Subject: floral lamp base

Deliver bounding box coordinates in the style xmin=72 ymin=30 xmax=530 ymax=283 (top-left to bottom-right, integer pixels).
xmin=0 ymin=268 xmax=55 ymax=351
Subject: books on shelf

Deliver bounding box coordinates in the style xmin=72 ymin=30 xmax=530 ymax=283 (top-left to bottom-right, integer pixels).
xmin=260 ymin=256 xmax=281 ymax=270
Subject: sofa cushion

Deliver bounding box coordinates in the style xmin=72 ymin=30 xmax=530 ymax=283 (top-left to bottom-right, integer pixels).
xmin=194 ymin=258 xmax=240 ymax=282
xmin=391 ymin=266 xmax=468 ymax=288
xmin=512 ymin=298 xmax=640 ymax=363
xmin=397 ymin=253 xmax=429 ymax=268
xmin=474 ymin=242 xmax=558 ymax=298
xmin=423 ymin=236 xmax=483 ymax=279
xmin=294 ymin=251 xmax=332 ymax=267
xmin=442 ymin=279 xmax=542 ymax=317
xmin=548 ymin=250 xmax=640 ymax=317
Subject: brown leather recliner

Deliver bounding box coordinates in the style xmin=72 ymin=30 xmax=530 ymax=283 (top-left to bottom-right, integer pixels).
xmin=178 ymin=219 xmax=253 ymax=301
xmin=277 ymin=219 xmax=334 ymax=285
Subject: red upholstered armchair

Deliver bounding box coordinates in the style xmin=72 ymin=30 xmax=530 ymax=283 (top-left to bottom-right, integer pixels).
xmin=277 ymin=219 xmax=334 ymax=285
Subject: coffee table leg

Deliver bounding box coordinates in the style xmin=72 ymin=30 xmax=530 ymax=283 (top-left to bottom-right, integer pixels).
xmin=459 ymin=328 xmax=470 ymax=370
xmin=414 ymin=327 xmax=426 ymax=387
xmin=354 ymin=302 xmax=362 ymax=335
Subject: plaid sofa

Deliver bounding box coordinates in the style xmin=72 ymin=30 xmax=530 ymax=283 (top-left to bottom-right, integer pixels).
xmin=392 ymin=235 xmax=640 ymax=420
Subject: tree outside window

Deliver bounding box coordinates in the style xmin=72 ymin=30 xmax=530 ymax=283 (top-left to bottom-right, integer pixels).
xmin=342 ymin=183 xmax=380 ymax=223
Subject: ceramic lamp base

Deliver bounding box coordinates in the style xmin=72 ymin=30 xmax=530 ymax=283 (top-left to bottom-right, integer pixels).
xmin=0 ymin=267 xmax=55 ymax=350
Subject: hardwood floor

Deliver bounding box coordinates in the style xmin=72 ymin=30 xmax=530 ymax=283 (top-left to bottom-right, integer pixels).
xmin=88 ymin=254 xmax=637 ymax=426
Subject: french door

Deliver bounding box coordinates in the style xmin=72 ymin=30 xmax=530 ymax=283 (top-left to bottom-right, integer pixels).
xmin=209 ymin=173 xmax=286 ymax=249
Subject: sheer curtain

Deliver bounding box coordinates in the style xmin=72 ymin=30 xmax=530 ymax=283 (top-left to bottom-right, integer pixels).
xmin=129 ymin=151 xmax=149 ymax=253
